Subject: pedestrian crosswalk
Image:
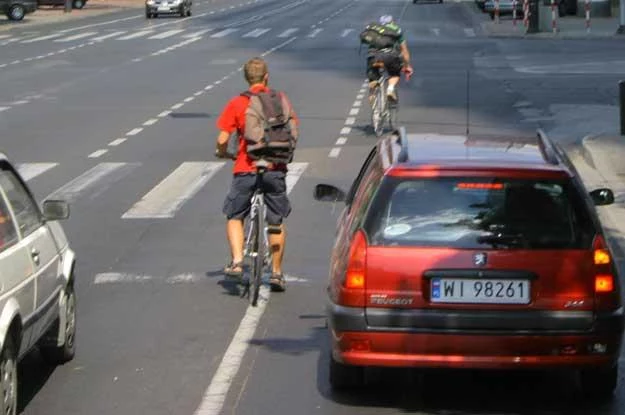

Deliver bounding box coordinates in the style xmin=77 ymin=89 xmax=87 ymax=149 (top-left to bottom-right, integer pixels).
xmin=3 ymin=25 xmax=481 ymax=46
xmin=16 ymin=160 xmax=310 ymax=220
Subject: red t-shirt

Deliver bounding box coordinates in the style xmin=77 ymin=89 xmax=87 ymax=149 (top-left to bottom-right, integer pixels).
xmin=216 ymin=84 xmax=298 ymax=174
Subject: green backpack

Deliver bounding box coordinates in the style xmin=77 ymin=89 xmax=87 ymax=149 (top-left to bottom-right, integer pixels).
xmin=359 ymin=22 xmax=402 ymax=49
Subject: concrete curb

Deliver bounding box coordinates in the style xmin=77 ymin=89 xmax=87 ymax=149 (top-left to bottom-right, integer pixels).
xmin=579 ymin=133 xmax=625 ymax=184
xmin=481 ymin=22 xmax=625 ymax=39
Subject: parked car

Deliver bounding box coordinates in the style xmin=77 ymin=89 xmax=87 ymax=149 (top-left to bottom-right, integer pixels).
xmin=145 ymin=0 xmax=191 ymax=18
xmin=36 ymin=0 xmax=87 ymax=9
xmin=0 ymin=153 xmax=77 ymax=413
xmin=315 ymin=128 xmax=623 ymax=399
xmin=1 ymin=0 xmax=36 ymax=21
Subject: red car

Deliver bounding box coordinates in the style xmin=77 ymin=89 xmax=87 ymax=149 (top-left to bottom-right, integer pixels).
xmin=314 ymin=128 xmax=623 ymax=399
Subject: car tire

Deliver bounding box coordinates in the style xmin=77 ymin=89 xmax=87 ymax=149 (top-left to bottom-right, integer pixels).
xmin=72 ymin=0 xmax=84 ymax=8
xmin=186 ymin=7 xmax=191 ymax=16
xmin=0 ymin=335 xmax=18 ymax=415
xmin=179 ymin=6 xmax=186 ymax=17
xmin=329 ymin=356 xmax=364 ymax=390
xmin=39 ymin=283 xmax=76 ymax=365
xmin=7 ymin=4 xmax=26 ymax=21
xmin=146 ymin=11 xmax=152 ymax=18
xmin=579 ymin=365 xmax=618 ymax=401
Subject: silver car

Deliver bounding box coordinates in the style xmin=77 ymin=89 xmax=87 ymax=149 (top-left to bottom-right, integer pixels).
xmin=0 ymin=153 xmax=76 ymax=414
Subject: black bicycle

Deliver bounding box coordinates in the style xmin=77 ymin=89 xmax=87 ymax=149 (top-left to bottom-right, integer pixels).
xmin=216 ymin=151 xmax=278 ymax=306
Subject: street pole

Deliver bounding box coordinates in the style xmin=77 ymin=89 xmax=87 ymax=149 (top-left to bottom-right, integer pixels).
xmin=64 ymin=0 xmax=71 ymax=13
xmin=618 ymin=0 xmax=625 ymax=33
xmin=618 ymin=81 xmax=625 ymax=135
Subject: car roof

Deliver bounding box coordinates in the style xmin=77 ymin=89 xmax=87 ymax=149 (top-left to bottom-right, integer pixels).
xmin=379 ymin=128 xmax=571 ymax=175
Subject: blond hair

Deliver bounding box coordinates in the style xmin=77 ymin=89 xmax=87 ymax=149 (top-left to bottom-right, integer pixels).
xmin=243 ymin=57 xmax=268 ymax=85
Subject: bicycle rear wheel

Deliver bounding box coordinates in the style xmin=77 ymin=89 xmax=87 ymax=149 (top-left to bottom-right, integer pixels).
xmin=249 ymin=207 xmax=264 ymax=306
xmin=372 ymin=84 xmax=385 ymax=137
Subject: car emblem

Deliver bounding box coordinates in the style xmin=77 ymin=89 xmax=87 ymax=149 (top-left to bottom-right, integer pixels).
xmin=473 ymin=253 xmax=487 ymax=267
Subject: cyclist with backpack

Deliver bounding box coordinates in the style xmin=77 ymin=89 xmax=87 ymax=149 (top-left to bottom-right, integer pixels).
xmin=360 ymin=15 xmax=414 ymax=103
xmin=214 ymin=57 xmax=298 ymax=292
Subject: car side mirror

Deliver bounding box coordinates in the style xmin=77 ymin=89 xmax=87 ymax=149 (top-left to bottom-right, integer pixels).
xmin=314 ymin=184 xmax=346 ymax=202
xmin=42 ymin=200 xmax=70 ymax=221
xmin=590 ymin=188 xmax=615 ymax=206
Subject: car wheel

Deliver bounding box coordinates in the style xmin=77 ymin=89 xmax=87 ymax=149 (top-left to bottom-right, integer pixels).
xmin=72 ymin=0 xmax=84 ymax=8
xmin=329 ymin=356 xmax=364 ymax=390
xmin=0 ymin=336 xmax=18 ymax=415
xmin=7 ymin=4 xmax=25 ymax=21
xmin=39 ymin=284 xmax=76 ymax=365
xmin=579 ymin=365 xmax=617 ymax=401
xmin=146 ymin=10 xmax=152 ymax=18
xmin=557 ymin=0 xmax=566 ymax=16
xmin=186 ymin=7 xmax=191 ymax=16
xmin=180 ymin=6 xmax=186 ymax=17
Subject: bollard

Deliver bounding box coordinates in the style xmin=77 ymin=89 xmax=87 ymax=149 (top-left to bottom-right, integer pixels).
xmin=523 ymin=0 xmax=529 ymax=26
xmin=551 ymin=0 xmax=557 ymax=33
xmin=585 ymin=0 xmax=591 ymax=32
xmin=495 ymin=0 xmax=500 ymax=23
xmin=64 ymin=0 xmax=71 ymax=13
xmin=513 ymin=0 xmax=517 ymax=26
xmin=618 ymin=81 xmax=625 ymax=135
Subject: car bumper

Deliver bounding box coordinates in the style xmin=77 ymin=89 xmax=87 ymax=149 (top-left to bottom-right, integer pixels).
xmin=328 ymin=302 xmax=625 ymax=370
xmin=146 ymin=4 xmax=182 ymax=12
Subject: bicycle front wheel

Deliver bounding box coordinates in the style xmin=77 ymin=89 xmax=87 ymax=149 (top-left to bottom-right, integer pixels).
xmin=249 ymin=208 xmax=264 ymax=307
xmin=372 ymin=85 xmax=385 ymax=137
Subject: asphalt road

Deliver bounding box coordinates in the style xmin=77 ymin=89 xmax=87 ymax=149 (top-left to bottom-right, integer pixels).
xmin=2 ymin=0 xmax=625 ymax=414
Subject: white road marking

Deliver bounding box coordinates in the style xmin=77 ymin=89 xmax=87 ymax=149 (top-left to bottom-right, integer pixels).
xmin=335 ymin=137 xmax=347 ymax=145
xmin=88 ymin=149 xmax=108 ymax=158
xmin=194 ymin=91 xmax=203 ymax=96
xmin=54 ymin=32 xmax=97 ymax=42
xmin=57 ymin=15 xmax=141 ymax=33
xmin=108 ymin=138 xmax=127 ymax=146
xmin=205 ymin=85 xmax=214 ymax=90
xmin=143 ymin=119 xmax=159 ymax=126
xmin=122 ymin=162 xmax=226 ymax=219
xmin=10 ymin=60 xmax=21 ymax=65
xmin=0 ymin=106 xmax=10 ymax=112
xmin=158 ymin=110 xmax=172 ymax=117
xmin=356 ymin=94 xmax=364 ymax=100
xmin=345 ymin=117 xmax=356 ymax=125
xmin=340 ymin=127 xmax=351 ymax=135
xmin=46 ymin=162 xmax=138 ymax=202
xmin=242 ymin=28 xmax=270 ymax=38
xmin=278 ymin=28 xmax=298 ymax=37
xmin=91 ymin=31 xmax=128 ymax=41
xmin=464 ymin=28 xmax=476 ymax=37
xmin=0 ymin=34 xmax=11 ymax=40
xmin=307 ymin=28 xmax=323 ymax=38
xmin=349 ymin=108 xmax=359 ymax=116
xmin=341 ymin=29 xmax=354 ymax=37
xmin=182 ymin=29 xmax=214 ymax=38
xmin=329 ymin=147 xmax=341 ymax=158
xmin=184 ymin=97 xmax=195 ymax=102
xmin=118 ymin=30 xmax=154 ymax=40
xmin=211 ymin=28 xmax=238 ymax=38
xmin=126 ymin=128 xmax=143 ymax=136
xmin=432 ymin=28 xmax=440 ymax=36
xmin=132 ymin=58 xmax=143 ymax=62
xmin=22 ymin=33 xmax=64 ymax=43
xmin=353 ymin=100 xmax=362 ymax=107
xmin=94 ymin=273 xmax=153 ymax=284
xmin=193 ymin=161 xmax=307 ymax=415
xmin=12 ymin=100 xmax=28 ymax=105
xmin=15 ymin=163 xmax=58 ymax=182
xmin=149 ymin=29 xmax=185 ymax=39
xmin=172 ymin=103 xmax=184 ymax=109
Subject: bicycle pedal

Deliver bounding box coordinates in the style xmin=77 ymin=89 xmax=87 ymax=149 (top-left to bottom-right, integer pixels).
xmin=267 ymin=225 xmax=282 ymax=235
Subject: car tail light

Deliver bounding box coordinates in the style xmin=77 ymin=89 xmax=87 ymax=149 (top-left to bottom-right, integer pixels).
xmin=592 ymin=235 xmax=620 ymax=310
xmin=338 ymin=230 xmax=367 ymax=307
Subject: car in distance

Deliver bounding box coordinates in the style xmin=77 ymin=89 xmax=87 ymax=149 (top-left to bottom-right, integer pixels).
xmin=145 ymin=0 xmax=191 ymax=18
xmin=314 ymin=128 xmax=623 ymax=400
xmin=0 ymin=153 xmax=77 ymax=413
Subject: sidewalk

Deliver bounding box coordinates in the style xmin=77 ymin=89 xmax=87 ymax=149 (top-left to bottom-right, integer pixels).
xmin=0 ymin=0 xmax=143 ymax=32
xmin=567 ymin=133 xmax=625 ymax=260
xmin=481 ymin=11 xmax=624 ymax=38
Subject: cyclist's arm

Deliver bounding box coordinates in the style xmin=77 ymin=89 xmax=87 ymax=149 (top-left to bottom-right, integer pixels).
xmin=215 ymin=130 xmax=230 ymax=155
xmin=399 ymin=41 xmax=412 ymax=69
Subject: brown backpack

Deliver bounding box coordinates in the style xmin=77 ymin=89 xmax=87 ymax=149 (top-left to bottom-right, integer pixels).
xmin=241 ymin=89 xmax=298 ymax=164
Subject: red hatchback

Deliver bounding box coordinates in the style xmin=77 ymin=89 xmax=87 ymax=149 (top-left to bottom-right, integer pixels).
xmin=314 ymin=128 xmax=623 ymax=399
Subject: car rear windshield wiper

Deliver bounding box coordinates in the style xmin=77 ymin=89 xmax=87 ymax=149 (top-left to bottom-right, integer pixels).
xmin=477 ymin=233 xmax=528 ymax=248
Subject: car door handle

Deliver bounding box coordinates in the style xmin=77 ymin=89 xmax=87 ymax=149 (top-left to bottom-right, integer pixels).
xmin=31 ymin=249 xmax=40 ymax=265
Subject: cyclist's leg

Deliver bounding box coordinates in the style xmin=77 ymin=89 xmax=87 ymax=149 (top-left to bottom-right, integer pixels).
xmin=384 ymin=52 xmax=403 ymax=101
xmin=366 ymin=53 xmax=381 ymax=105
xmin=262 ymin=170 xmax=291 ymax=290
xmin=222 ymin=173 xmax=256 ymax=276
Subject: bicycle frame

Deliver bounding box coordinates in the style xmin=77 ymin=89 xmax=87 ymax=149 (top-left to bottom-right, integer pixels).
xmin=369 ymin=60 xmax=397 ymax=137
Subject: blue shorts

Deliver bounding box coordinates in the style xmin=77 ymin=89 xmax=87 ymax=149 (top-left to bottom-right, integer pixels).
xmin=223 ymin=172 xmax=291 ymax=225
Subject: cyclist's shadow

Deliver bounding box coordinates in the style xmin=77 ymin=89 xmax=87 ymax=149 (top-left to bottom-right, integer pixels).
xmin=205 ymin=269 xmax=244 ymax=297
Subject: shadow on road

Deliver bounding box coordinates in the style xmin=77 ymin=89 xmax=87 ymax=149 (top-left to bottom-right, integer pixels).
xmin=17 ymin=349 xmax=56 ymax=414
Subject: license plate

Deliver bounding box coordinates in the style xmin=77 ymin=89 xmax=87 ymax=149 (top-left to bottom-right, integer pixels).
xmin=158 ymin=5 xmax=168 ymax=10
xmin=431 ymin=278 xmax=530 ymax=304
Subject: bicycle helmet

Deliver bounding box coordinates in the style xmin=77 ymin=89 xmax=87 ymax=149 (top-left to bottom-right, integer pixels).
xmin=379 ymin=15 xmax=393 ymax=25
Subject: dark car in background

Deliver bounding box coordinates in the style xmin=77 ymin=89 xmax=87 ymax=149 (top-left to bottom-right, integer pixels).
xmin=315 ymin=128 xmax=623 ymax=400
xmin=36 ymin=0 xmax=87 ymax=9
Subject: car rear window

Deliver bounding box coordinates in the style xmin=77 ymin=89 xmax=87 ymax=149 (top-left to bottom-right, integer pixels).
xmin=364 ymin=176 xmax=595 ymax=249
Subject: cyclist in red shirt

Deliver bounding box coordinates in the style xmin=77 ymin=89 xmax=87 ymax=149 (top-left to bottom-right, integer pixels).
xmin=214 ymin=57 xmax=297 ymax=292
